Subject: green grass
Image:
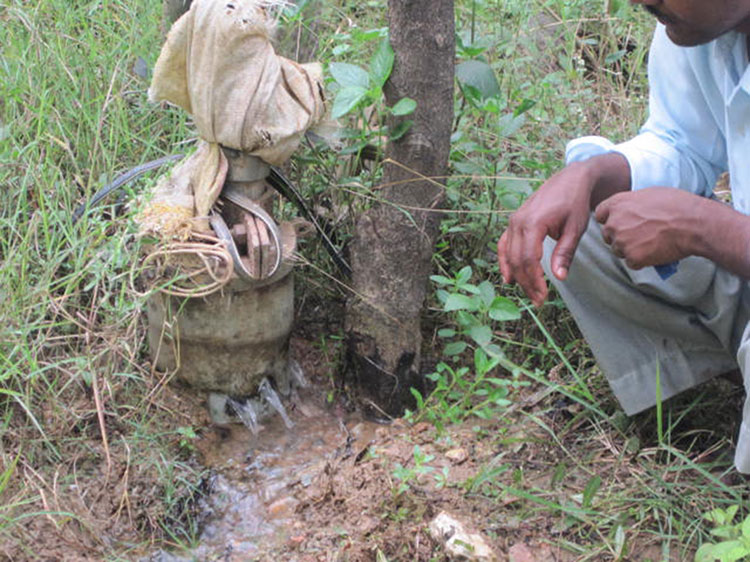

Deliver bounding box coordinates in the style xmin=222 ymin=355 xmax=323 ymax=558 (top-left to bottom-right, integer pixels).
xmin=0 ymin=0 xmax=203 ymax=557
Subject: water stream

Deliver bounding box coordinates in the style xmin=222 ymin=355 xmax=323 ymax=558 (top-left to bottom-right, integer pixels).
xmin=259 ymin=378 xmax=294 ymax=429
xmin=147 ymin=389 xmax=378 ymax=561
xmin=226 ymin=396 xmax=261 ymax=435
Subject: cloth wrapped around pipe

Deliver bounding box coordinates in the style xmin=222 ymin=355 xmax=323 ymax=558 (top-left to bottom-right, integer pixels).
xmin=137 ymin=0 xmax=327 ymax=248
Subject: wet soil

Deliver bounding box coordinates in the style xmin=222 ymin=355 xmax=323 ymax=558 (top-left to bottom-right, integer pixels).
xmin=9 ymin=329 xmax=739 ymax=561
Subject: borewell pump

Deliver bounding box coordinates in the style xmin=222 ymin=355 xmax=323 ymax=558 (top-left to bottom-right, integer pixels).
xmin=139 ymin=0 xmax=330 ymax=427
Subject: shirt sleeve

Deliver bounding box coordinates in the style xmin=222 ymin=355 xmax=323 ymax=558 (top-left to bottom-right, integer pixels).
xmin=566 ymin=24 xmax=726 ymax=197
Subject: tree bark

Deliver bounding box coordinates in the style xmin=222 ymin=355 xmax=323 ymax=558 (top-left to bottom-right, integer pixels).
xmin=345 ymin=0 xmax=455 ymax=419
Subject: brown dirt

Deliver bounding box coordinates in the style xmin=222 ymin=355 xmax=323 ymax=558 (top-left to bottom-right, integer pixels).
xmin=3 ymin=327 xmax=740 ymax=561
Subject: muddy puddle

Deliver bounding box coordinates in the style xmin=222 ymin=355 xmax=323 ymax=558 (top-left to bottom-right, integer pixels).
xmin=148 ymin=391 xmax=380 ymax=561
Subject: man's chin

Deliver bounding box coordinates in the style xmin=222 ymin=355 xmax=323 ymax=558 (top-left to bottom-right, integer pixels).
xmin=664 ymin=24 xmax=719 ymax=47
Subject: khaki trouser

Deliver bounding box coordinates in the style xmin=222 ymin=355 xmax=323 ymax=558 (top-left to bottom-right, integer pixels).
xmin=542 ymin=217 xmax=750 ymax=472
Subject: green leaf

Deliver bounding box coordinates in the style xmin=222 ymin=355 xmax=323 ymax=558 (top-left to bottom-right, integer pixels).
xmin=438 ymin=328 xmax=456 ymax=338
xmin=388 ymin=119 xmax=413 ymax=140
xmin=332 ymin=86 xmax=368 ymax=118
xmin=605 ymin=49 xmax=627 ymax=65
xmin=743 ymin=515 xmax=750 ymax=539
xmin=456 ymin=60 xmax=500 ymax=100
xmin=706 ymin=508 xmax=729 ymax=526
xmin=497 ymin=112 xmax=527 ymax=138
xmin=614 ymin=525 xmax=626 ymax=560
xmin=478 ymin=281 xmax=495 ymax=308
xmin=444 ymin=293 xmax=480 ymax=312
xmin=329 ymin=62 xmax=370 ymax=88
xmin=694 ymin=543 xmax=716 ymax=562
xmin=582 ymin=475 xmax=601 ymax=508
xmin=444 ymin=341 xmax=467 ymax=356
xmin=370 ymin=37 xmax=394 ymax=88
xmin=391 ymin=97 xmax=417 ymax=116
xmin=456 ymin=266 xmax=473 ymax=284
xmin=488 ymin=296 xmax=521 ymax=321
xmin=468 ymin=325 xmax=492 ymax=347
xmin=483 ymin=343 xmax=505 ymax=358
xmin=430 ymin=274 xmax=453 ymax=286
xmin=460 ymin=284 xmax=481 ymax=295
xmin=709 ymin=540 xmax=748 ymax=561
xmin=410 ymin=388 xmax=424 ymax=409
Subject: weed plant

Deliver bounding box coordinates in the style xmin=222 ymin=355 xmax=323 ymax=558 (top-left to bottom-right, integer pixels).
xmin=1 ymin=0 xmax=204 ymax=557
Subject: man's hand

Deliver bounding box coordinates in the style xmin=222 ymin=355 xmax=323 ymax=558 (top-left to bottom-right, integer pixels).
xmin=593 ymin=187 xmax=698 ymax=269
xmin=497 ymin=153 xmax=631 ymax=307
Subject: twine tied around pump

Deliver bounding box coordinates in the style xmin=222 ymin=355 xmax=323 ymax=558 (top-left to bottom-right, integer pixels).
xmin=135 ymin=0 xmax=331 ymax=296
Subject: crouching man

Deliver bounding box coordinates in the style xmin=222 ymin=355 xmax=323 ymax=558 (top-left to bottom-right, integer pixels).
xmin=498 ymin=0 xmax=750 ymax=472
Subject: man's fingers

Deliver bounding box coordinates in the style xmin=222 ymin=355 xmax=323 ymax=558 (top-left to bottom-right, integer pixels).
xmin=497 ymin=232 xmax=513 ymax=284
xmin=594 ymin=199 xmax=610 ymax=224
xmin=517 ymin=227 xmax=548 ymax=305
xmin=550 ymin=227 xmax=582 ymax=281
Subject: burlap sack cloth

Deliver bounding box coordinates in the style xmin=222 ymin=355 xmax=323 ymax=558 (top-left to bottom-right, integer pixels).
xmin=138 ymin=0 xmax=326 ymax=236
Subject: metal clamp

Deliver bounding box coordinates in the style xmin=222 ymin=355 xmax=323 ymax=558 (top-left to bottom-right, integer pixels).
xmin=210 ymin=184 xmax=283 ymax=282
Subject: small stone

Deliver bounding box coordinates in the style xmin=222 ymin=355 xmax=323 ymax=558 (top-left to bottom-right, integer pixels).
xmin=428 ymin=511 xmax=496 ymax=561
xmin=508 ymin=543 xmax=535 ymax=562
xmin=267 ymin=496 xmax=298 ymax=517
xmin=413 ymin=422 xmax=432 ymax=434
xmin=446 ymin=448 xmax=469 ymax=464
xmin=289 ymin=535 xmax=305 ymax=546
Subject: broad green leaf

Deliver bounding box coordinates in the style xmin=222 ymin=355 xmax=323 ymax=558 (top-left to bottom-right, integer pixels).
xmin=489 ymin=296 xmax=521 ymax=321
xmin=694 ymin=543 xmax=716 ymax=562
xmin=709 ymin=540 xmax=747 ymax=561
xmin=706 ymin=508 xmax=729 ymax=525
xmin=712 ymin=526 xmax=737 ymax=539
xmin=370 ymin=37 xmax=394 ymax=88
xmin=444 ymin=293 xmax=480 ymax=312
xmin=391 ymin=97 xmax=417 ymax=116
xmin=483 ymin=343 xmax=504 ymax=358
xmin=456 ymin=266 xmax=473 ymax=284
xmin=430 ymin=274 xmax=453 ymax=286
xmin=468 ymin=325 xmax=492 ymax=347
xmin=444 ymin=341 xmax=467 ymax=356
xmin=329 ymin=62 xmax=370 ymax=89
xmin=438 ymin=328 xmax=456 ymax=338
xmin=332 ymin=86 xmax=368 ymax=118
xmin=478 ymin=281 xmax=495 ymax=308
xmin=455 ymin=60 xmax=500 ymax=100
xmin=743 ymin=515 xmax=750 ymax=539
xmin=460 ymin=284 xmax=481 ymax=295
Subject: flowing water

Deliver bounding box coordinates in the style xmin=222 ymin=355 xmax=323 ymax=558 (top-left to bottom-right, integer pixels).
xmin=227 ymin=396 xmax=261 ymax=435
xmin=147 ymin=388 xmax=378 ymax=561
xmin=259 ymin=378 xmax=295 ymax=429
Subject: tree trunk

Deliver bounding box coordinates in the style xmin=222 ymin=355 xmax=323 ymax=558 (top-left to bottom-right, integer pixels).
xmin=345 ymin=0 xmax=455 ymax=419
